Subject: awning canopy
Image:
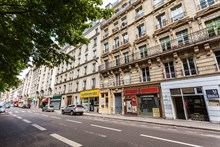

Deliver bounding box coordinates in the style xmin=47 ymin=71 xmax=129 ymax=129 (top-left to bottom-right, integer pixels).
xmin=42 ymin=98 xmax=49 ymax=103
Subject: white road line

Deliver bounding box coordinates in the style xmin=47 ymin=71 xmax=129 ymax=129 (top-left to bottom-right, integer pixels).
xmin=12 ymin=114 xmax=17 ymax=117
xmin=8 ymin=112 xmax=12 ymax=114
xmin=22 ymin=119 xmax=31 ymax=123
xmin=90 ymin=124 xmax=122 ymax=132
xmin=41 ymin=114 xmax=48 ymax=117
xmin=201 ymin=134 xmax=220 ymax=139
xmin=16 ymin=116 xmax=22 ymax=119
xmin=50 ymin=133 xmax=82 ymax=147
xmin=66 ymin=119 xmax=82 ymax=124
xmin=32 ymin=124 xmax=47 ymax=131
xmin=140 ymin=134 xmax=203 ymax=147
xmin=51 ymin=116 xmax=61 ymax=119
xmin=83 ymin=130 xmax=106 ymax=138
xmin=27 ymin=111 xmax=31 ymax=113
xmin=15 ymin=111 xmax=19 ymax=113
xmin=21 ymin=111 xmax=25 ymax=113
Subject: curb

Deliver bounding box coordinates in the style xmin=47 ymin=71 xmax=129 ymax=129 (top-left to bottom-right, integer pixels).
xmin=83 ymin=113 xmax=220 ymax=132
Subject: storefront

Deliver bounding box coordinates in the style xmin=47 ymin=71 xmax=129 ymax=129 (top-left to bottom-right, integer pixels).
xmin=51 ymin=95 xmax=61 ymax=110
xmin=124 ymin=86 xmax=162 ymax=118
xmin=80 ymin=89 xmax=99 ymax=112
xmin=161 ymin=75 xmax=220 ymax=123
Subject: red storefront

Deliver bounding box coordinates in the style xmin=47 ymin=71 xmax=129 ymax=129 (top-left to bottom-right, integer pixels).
xmin=124 ymin=86 xmax=162 ymax=118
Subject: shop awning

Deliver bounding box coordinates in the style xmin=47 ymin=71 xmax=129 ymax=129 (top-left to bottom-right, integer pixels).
xmin=42 ymin=98 xmax=49 ymax=103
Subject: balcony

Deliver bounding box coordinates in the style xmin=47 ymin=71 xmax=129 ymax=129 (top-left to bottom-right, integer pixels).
xmin=103 ymin=33 xmax=109 ymax=40
xmin=113 ymin=43 xmax=120 ymax=50
xmin=99 ymin=27 xmax=220 ymax=72
xmin=198 ymin=0 xmax=215 ymax=10
xmin=171 ymin=12 xmax=186 ymax=22
xmin=134 ymin=31 xmax=149 ymax=44
xmin=135 ymin=11 xmax=144 ymax=20
xmin=153 ymin=0 xmax=164 ymax=9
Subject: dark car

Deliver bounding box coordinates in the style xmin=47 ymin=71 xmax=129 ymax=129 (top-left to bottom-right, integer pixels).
xmin=22 ymin=104 xmax=31 ymax=109
xmin=4 ymin=103 xmax=11 ymax=108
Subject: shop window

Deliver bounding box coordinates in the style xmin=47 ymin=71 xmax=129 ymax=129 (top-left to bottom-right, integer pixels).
xmin=170 ymin=89 xmax=181 ymax=95
xmin=205 ymin=17 xmax=220 ymax=37
xmin=142 ymin=67 xmax=150 ymax=82
xmin=196 ymin=87 xmax=203 ymax=94
xmin=182 ymin=87 xmax=195 ymax=94
xmin=182 ymin=57 xmax=197 ymax=76
xmin=215 ymin=50 xmax=220 ymax=70
xmin=164 ymin=61 xmax=176 ymax=79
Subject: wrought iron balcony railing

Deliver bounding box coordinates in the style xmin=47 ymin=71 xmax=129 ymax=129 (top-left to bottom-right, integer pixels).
xmin=99 ymin=27 xmax=220 ymax=72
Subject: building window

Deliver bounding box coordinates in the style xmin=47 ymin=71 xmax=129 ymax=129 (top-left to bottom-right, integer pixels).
xmin=182 ymin=57 xmax=197 ymax=76
xmin=113 ymin=21 xmax=119 ymax=32
xmin=122 ymin=33 xmax=129 ymax=44
xmin=92 ymin=63 xmax=96 ymax=72
xmin=124 ymin=72 xmax=130 ymax=85
xmin=139 ymin=45 xmax=147 ymax=58
xmin=92 ymin=78 xmax=96 ymax=88
xmin=156 ymin=13 xmax=167 ymax=29
xmin=135 ymin=6 xmax=144 ymax=19
xmin=93 ymin=50 xmax=96 ymax=58
xmin=95 ymin=28 xmax=98 ymax=34
xmin=83 ymin=80 xmax=86 ymax=90
xmin=153 ymin=0 xmax=164 ymax=9
xmin=104 ymin=59 xmax=109 ymax=69
xmin=121 ymin=16 xmax=127 ymax=27
xmin=85 ymin=54 xmax=88 ymax=62
xmin=77 ymin=69 xmax=80 ymax=77
xmin=104 ymin=42 xmax=109 ymax=53
xmin=104 ymin=78 xmax=109 ymax=88
xmin=76 ymin=82 xmax=79 ymax=91
xmin=137 ymin=24 xmax=145 ymax=38
xmin=164 ymin=62 xmax=176 ymax=78
xmin=199 ymin=0 xmax=215 ymax=9
xmin=114 ymin=37 xmax=120 ymax=48
xmin=124 ymin=52 xmax=129 ymax=64
xmin=176 ymin=29 xmax=189 ymax=46
xmin=104 ymin=28 xmax=108 ymax=37
xmin=142 ymin=67 xmax=150 ymax=82
xmin=160 ymin=36 xmax=171 ymax=51
xmin=79 ymin=47 xmax=81 ymax=55
xmin=93 ymin=38 xmax=97 ymax=47
xmin=86 ymin=45 xmax=89 ymax=51
xmin=115 ymin=74 xmax=120 ymax=86
xmin=115 ymin=55 xmax=120 ymax=66
xmin=171 ymin=5 xmax=184 ymax=22
xmin=215 ymin=50 xmax=220 ymax=70
xmin=205 ymin=17 xmax=220 ymax=37
xmin=84 ymin=66 xmax=87 ymax=75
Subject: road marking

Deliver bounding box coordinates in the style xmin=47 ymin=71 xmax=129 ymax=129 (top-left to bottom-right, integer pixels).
xmin=16 ymin=116 xmax=22 ymax=119
xmin=51 ymin=116 xmax=61 ymax=119
xmin=28 ymin=111 xmax=31 ymax=113
xmin=12 ymin=114 xmax=17 ymax=117
xmin=90 ymin=124 xmax=122 ymax=132
xmin=21 ymin=111 xmax=25 ymax=113
xmin=50 ymin=133 xmax=82 ymax=147
xmin=66 ymin=119 xmax=82 ymax=124
xmin=41 ymin=114 xmax=48 ymax=117
xmin=15 ymin=111 xmax=19 ymax=113
xmin=8 ymin=112 xmax=12 ymax=114
xmin=201 ymin=134 xmax=220 ymax=139
xmin=22 ymin=119 xmax=31 ymax=123
xmin=140 ymin=134 xmax=203 ymax=147
xmin=32 ymin=124 xmax=47 ymax=131
xmin=83 ymin=130 xmax=106 ymax=138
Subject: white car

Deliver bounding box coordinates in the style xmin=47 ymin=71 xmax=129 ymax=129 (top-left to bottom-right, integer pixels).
xmin=0 ymin=105 xmax=6 ymax=113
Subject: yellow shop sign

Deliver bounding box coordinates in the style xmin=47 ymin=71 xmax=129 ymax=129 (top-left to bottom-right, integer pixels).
xmin=80 ymin=89 xmax=99 ymax=98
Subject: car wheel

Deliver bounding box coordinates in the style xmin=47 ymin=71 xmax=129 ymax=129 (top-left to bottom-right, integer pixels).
xmin=80 ymin=113 xmax=83 ymax=115
xmin=62 ymin=110 xmax=65 ymax=115
xmin=42 ymin=109 xmax=44 ymax=112
xmin=70 ymin=111 xmax=74 ymax=116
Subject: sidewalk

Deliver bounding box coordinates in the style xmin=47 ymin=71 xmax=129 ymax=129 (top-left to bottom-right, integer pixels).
xmin=84 ymin=112 xmax=220 ymax=132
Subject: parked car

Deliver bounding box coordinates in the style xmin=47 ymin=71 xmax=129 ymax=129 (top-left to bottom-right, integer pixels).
xmin=42 ymin=105 xmax=55 ymax=112
xmin=62 ymin=104 xmax=84 ymax=115
xmin=4 ymin=103 xmax=11 ymax=108
xmin=0 ymin=105 xmax=6 ymax=113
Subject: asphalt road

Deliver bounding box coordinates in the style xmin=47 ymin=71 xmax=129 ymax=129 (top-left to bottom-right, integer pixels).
xmin=0 ymin=107 xmax=220 ymax=147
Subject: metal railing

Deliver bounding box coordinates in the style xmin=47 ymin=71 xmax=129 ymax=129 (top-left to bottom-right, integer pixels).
xmin=99 ymin=27 xmax=220 ymax=72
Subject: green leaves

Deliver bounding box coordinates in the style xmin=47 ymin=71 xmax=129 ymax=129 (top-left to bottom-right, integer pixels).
xmin=0 ymin=0 xmax=113 ymax=92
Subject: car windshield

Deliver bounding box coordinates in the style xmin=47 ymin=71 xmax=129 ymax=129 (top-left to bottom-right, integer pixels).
xmin=49 ymin=105 xmax=54 ymax=107
xmin=0 ymin=105 xmax=4 ymax=108
xmin=76 ymin=105 xmax=83 ymax=108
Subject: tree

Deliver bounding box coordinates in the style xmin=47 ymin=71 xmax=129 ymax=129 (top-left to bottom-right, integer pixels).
xmin=0 ymin=0 xmax=112 ymax=91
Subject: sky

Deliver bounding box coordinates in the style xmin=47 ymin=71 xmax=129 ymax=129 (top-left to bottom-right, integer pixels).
xmin=18 ymin=0 xmax=114 ymax=79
